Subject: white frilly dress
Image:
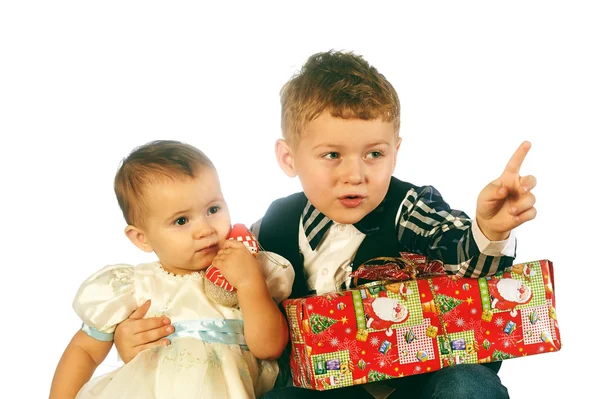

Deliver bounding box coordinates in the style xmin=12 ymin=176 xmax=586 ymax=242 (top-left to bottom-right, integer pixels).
xmin=74 ymin=251 xmax=294 ymax=399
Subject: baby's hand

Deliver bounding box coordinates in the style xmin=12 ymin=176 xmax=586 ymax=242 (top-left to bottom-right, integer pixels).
xmin=476 ymin=141 xmax=537 ymax=241
xmin=113 ymin=300 xmax=173 ymax=363
xmin=212 ymin=240 xmax=264 ymax=292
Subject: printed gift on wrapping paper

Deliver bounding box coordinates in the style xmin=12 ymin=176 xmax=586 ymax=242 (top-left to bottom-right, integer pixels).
xmin=283 ymin=253 xmax=561 ymax=391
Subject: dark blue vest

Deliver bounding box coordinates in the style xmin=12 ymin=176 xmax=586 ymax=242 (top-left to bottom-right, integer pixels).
xmin=257 ymin=177 xmax=417 ymax=298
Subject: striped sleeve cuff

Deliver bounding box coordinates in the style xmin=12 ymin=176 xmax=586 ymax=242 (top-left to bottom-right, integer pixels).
xmin=471 ymin=220 xmax=516 ymax=257
xmin=455 ymin=227 xmax=515 ymax=278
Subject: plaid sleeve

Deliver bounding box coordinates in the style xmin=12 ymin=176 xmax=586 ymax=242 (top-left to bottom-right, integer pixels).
xmin=396 ymin=185 xmax=515 ymax=278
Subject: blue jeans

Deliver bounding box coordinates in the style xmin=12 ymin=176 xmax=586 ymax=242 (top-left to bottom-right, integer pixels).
xmin=260 ymin=362 xmax=508 ymax=399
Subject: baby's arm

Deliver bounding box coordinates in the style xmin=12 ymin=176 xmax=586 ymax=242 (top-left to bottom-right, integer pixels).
xmin=212 ymin=240 xmax=289 ymax=359
xmin=49 ymin=330 xmax=112 ymax=398
xmin=237 ymin=275 xmax=289 ymax=359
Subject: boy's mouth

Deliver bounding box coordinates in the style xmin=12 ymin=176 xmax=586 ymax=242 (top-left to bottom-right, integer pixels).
xmin=339 ymin=195 xmax=364 ymax=208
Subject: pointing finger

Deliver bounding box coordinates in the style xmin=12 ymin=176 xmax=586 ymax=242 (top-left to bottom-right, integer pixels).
xmin=503 ymin=141 xmax=531 ymax=175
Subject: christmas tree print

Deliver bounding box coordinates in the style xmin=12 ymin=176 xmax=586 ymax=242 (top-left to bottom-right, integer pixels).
xmin=491 ymin=350 xmax=515 ymax=361
xmin=310 ymin=313 xmax=337 ymax=334
xmin=436 ymin=294 xmax=463 ymax=314
xmin=368 ymin=369 xmax=396 ymax=382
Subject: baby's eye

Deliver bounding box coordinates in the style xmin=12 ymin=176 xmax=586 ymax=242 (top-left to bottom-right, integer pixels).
xmin=208 ymin=206 xmax=220 ymax=215
xmin=174 ymin=217 xmax=188 ymax=226
xmin=324 ymin=152 xmax=340 ymax=160
xmin=366 ymin=151 xmax=382 ymax=159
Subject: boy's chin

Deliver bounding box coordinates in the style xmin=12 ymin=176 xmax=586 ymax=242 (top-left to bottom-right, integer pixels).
xmin=328 ymin=208 xmax=374 ymax=225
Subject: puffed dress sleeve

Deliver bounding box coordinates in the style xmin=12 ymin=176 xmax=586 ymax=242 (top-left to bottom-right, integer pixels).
xmin=72 ymin=264 xmax=138 ymax=341
xmin=257 ymin=251 xmax=295 ymax=304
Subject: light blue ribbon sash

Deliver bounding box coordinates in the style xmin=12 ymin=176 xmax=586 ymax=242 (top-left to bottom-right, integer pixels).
xmin=168 ymin=319 xmax=248 ymax=350
xmin=81 ymin=318 xmax=248 ymax=350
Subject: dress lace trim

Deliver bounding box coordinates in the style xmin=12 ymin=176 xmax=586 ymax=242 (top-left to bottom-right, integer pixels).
xmin=153 ymin=262 xmax=205 ymax=281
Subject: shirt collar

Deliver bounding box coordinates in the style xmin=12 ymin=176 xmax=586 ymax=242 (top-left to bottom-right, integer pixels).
xmin=301 ymin=199 xmax=386 ymax=251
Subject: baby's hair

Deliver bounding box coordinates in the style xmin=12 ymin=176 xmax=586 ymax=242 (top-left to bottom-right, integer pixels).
xmin=280 ymin=50 xmax=400 ymax=148
xmin=114 ymin=140 xmax=214 ymax=227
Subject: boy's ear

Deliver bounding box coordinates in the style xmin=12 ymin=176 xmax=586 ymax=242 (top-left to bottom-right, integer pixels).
xmin=125 ymin=225 xmax=153 ymax=253
xmin=392 ymin=137 xmax=402 ymax=168
xmin=275 ymin=139 xmax=297 ymax=177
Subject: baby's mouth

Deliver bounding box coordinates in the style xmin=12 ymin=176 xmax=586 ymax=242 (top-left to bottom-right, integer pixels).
xmin=196 ymin=243 xmax=218 ymax=253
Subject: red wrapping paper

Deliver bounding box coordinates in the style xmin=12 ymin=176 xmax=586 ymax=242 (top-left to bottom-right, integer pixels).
xmin=283 ymin=256 xmax=561 ymax=390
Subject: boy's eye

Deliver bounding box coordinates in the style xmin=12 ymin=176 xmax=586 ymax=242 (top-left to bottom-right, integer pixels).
xmin=174 ymin=217 xmax=188 ymax=226
xmin=208 ymin=206 xmax=220 ymax=215
xmin=366 ymin=151 xmax=382 ymax=159
xmin=324 ymin=152 xmax=340 ymax=160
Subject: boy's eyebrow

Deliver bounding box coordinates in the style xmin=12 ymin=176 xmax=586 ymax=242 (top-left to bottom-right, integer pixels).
xmin=365 ymin=140 xmax=393 ymax=147
xmin=313 ymin=140 xmax=392 ymax=150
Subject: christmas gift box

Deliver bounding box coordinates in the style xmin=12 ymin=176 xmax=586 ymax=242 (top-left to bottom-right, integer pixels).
xmin=283 ymin=254 xmax=561 ymax=391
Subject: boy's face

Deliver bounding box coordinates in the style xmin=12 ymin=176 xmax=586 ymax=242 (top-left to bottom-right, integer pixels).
xmin=127 ymin=167 xmax=232 ymax=276
xmin=277 ymin=113 xmax=400 ymax=225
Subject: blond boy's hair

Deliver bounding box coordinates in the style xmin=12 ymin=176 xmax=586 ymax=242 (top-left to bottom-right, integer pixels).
xmin=280 ymin=50 xmax=400 ymax=147
xmin=114 ymin=140 xmax=214 ymax=227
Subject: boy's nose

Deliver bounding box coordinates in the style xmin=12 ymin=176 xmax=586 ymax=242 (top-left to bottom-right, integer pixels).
xmin=341 ymin=158 xmax=365 ymax=184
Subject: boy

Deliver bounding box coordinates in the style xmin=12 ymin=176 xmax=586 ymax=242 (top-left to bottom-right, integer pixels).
xmin=114 ymin=52 xmax=535 ymax=398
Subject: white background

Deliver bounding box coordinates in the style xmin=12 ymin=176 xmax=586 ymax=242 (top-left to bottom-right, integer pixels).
xmin=1 ymin=1 xmax=597 ymax=398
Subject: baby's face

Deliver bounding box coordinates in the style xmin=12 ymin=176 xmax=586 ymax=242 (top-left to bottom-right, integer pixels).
xmin=139 ymin=167 xmax=231 ymax=275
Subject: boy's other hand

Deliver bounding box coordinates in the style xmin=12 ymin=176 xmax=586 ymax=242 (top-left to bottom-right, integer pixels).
xmin=113 ymin=299 xmax=173 ymax=363
xmin=476 ymin=141 xmax=537 ymax=241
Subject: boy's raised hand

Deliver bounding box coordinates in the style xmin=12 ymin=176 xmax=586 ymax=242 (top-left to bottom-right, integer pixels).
xmin=476 ymin=141 xmax=537 ymax=241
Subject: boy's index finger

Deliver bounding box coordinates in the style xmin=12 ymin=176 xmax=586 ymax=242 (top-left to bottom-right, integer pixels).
xmin=503 ymin=141 xmax=531 ymax=175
